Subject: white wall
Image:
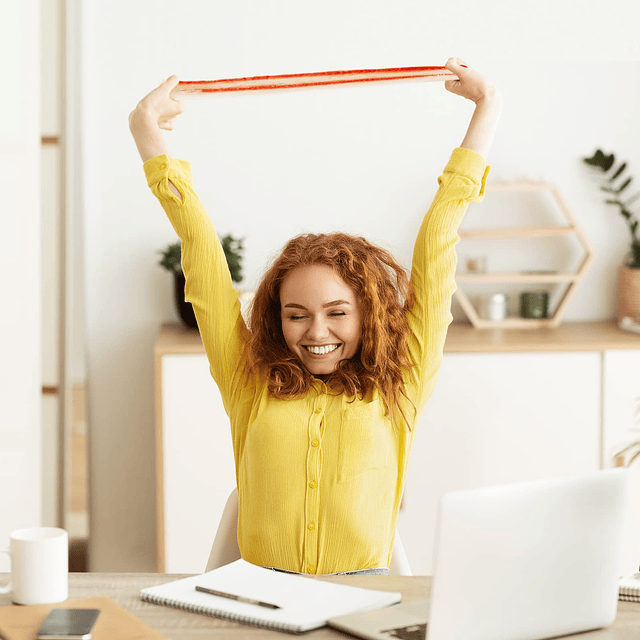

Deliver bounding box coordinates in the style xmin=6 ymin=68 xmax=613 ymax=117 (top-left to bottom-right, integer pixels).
xmin=82 ymin=1 xmax=640 ymax=570
xmin=0 ymin=0 xmax=41 ymax=565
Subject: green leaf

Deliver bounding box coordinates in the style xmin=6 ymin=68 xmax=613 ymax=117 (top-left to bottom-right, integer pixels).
xmin=610 ymin=162 xmax=627 ymax=181
xmin=221 ymin=234 xmax=245 ymax=284
xmin=618 ymin=177 xmax=632 ymax=193
xmin=158 ymin=242 xmax=183 ymax=275
xmin=632 ymin=241 xmax=640 ymax=267
xmin=584 ymin=149 xmax=615 ymax=171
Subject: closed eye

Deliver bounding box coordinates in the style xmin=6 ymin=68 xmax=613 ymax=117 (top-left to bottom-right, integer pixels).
xmin=329 ymin=311 xmax=346 ymax=316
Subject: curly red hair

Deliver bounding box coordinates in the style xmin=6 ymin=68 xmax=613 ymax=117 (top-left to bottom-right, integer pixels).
xmin=246 ymin=233 xmax=416 ymax=418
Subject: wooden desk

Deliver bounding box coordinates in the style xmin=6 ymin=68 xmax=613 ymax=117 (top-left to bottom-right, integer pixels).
xmin=2 ymin=573 xmax=639 ymax=639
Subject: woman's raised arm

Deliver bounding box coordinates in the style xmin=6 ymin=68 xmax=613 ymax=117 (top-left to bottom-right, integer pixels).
xmin=129 ymin=77 xmax=252 ymax=409
xmin=444 ymin=58 xmax=503 ymax=159
xmin=129 ymin=75 xmax=185 ymax=197
xmin=404 ymin=60 xmax=501 ymax=413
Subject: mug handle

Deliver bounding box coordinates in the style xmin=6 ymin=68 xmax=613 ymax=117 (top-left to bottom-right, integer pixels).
xmin=0 ymin=549 xmax=11 ymax=594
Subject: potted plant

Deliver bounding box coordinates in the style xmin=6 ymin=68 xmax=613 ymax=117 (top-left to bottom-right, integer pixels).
xmin=158 ymin=235 xmax=244 ymax=329
xmin=583 ymin=149 xmax=640 ymax=321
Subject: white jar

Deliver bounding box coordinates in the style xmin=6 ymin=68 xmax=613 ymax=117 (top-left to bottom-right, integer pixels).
xmin=483 ymin=293 xmax=508 ymax=321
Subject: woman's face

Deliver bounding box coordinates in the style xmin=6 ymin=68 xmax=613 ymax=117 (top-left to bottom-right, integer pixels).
xmin=280 ymin=264 xmax=363 ymax=375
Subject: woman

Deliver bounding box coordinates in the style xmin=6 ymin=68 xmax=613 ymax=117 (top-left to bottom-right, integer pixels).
xmin=129 ymin=58 xmax=502 ymax=575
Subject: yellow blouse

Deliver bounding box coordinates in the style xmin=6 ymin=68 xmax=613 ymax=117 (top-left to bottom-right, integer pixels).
xmin=144 ymin=147 xmax=489 ymax=574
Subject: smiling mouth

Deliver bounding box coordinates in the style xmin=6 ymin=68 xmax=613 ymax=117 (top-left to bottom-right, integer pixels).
xmin=303 ymin=344 xmax=341 ymax=355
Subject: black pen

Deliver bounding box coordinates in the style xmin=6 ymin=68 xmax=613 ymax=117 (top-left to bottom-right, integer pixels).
xmin=195 ymin=585 xmax=281 ymax=610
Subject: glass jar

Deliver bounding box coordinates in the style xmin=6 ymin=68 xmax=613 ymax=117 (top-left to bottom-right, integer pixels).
xmin=482 ymin=293 xmax=508 ymax=321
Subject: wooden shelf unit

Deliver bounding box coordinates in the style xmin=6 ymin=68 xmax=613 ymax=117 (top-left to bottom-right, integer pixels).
xmin=455 ymin=181 xmax=594 ymax=329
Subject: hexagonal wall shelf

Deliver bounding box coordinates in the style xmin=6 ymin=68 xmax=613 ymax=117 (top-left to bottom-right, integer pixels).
xmin=454 ymin=181 xmax=594 ymax=329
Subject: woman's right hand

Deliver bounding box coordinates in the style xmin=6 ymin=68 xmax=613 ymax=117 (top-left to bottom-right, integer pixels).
xmin=129 ymin=75 xmax=185 ymax=131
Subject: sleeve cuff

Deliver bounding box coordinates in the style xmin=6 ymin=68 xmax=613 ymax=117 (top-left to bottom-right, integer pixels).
xmin=143 ymin=154 xmax=193 ymax=188
xmin=444 ymin=147 xmax=491 ymax=198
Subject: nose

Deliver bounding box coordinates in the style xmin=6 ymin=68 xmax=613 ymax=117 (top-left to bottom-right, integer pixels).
xmin=306 ymin=315 xmax=330 ymax=341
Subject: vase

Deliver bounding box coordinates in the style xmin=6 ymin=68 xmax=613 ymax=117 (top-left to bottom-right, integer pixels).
xmin=174 ymin=273 xmax=198 ymax=329
xmin=617 ymin=266 xmax=640 ymax=321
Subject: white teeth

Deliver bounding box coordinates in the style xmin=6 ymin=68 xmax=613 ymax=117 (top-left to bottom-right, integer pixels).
xmin=305 ymin=344 xmax=339 ymax=355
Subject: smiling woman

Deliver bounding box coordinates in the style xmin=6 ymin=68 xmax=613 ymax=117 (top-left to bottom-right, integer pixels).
xmin=248 ymin=234 xmax=413 ymax=415
xmin=129 ymin=58 xmax=501 ymax=575
xmin=280 ymin=264 xmax=363 ymax=375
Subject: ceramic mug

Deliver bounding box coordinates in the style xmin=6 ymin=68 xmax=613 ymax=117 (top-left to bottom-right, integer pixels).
xmin=0 ymin=527 xmax=68 ymax=604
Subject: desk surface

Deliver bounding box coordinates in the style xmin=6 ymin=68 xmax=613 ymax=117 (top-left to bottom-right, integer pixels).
xmin=1 ymin=573 xmax=639 ymax=639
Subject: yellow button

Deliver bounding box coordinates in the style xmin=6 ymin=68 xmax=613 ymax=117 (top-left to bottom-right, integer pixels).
xmin=307 ymin=565 xmax=316 ymax=574
xmin=160 ymin=163 xmax=167 ymax=170
xmin=309 ymin=480 xmax=318 ymax=489
xmin=314 ymin=407 xmax=322 ymax=414
xmin=311 ymin=439 xmax=320 ymax=447
xmin=307 ymin=522 xmax=315 ymax=530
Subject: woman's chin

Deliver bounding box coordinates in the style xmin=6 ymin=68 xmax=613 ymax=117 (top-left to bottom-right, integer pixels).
xmin=305 ymin=362 xmax=336 ymax=376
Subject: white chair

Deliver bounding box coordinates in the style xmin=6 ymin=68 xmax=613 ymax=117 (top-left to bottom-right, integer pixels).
xmin=205 ymin=488 xmax=412 ymax=575
xmin=205 ymin=488 xmax=241 ymax=572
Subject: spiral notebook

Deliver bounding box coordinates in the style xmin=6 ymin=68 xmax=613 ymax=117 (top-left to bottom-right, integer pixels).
xmin=140 ymin=559 xmax=401 ymax=633
xmin=619 ymin=575 xmax=640 ymax=602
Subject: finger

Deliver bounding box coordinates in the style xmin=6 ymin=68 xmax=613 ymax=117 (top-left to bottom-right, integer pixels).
xmin=164 ymin=75 xmax=180 ymax=91
xmin=169 ymin=97 xmax=185 ymax=114
xmin=444 ymin=79 xmax=461 ymax=95
xmin=445 ymin=58 xmax=467 ymax=75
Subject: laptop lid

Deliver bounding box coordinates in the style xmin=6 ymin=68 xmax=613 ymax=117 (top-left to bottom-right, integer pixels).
xmin=427 ymin=468 xmax=629 ymax=640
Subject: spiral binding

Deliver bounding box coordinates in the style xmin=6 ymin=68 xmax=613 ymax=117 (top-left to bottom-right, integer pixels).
xmin=619 ymin=585 xmax=640 ymax=603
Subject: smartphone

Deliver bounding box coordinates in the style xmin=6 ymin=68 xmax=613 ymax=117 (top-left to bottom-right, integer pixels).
xmin=35 ymin=608 xmax=101 ymax=640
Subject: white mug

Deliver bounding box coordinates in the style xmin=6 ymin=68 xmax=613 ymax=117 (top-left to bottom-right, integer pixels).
xmin=0 ymin=527 xmax=68 ymax=604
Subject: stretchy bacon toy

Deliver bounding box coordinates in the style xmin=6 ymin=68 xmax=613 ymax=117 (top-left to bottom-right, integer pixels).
xmin=174 ymin=66 xmax=456 ymax=95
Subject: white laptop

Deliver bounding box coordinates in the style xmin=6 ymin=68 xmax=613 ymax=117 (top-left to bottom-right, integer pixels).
xmin=329 ymin=468 xmax=629 ymax=640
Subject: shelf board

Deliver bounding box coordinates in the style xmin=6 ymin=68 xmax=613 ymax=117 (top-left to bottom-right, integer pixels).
xmin=456 ymin=272 xmax=578 ymax=283
xmin=467 ymin=316 xmax=556 ymax=329
xmin=459 ymin=227 xmax=575 ymax=239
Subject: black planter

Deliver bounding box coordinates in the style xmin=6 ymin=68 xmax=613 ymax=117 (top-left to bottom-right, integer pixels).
xmin=174 ymin=273 xmax=198 ymax=329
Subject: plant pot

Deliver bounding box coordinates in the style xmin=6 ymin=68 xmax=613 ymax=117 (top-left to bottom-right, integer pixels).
xmin=617 ymin=266 xmax=640 ymax=321
xmin=174 ymin=273 xmax=198 ymax=329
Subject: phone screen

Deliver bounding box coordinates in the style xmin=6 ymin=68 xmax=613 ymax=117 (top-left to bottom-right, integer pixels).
xmin=36 ymin=608 xmax=101 ymax=640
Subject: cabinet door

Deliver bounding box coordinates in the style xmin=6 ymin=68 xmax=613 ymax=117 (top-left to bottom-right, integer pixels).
xmin=161 ymin=354 xmax=236 ymax=573
xmin=398 ymin=352 xmax=601 ymax=575
xmin=603 ymin=350 xmax=640 ymax=575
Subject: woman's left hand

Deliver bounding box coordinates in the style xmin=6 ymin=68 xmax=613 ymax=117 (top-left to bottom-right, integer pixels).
xmin=443 ymin=58 xmax=502 ymax=158
xmin=444 ymin=58 xmax=501 ymax=106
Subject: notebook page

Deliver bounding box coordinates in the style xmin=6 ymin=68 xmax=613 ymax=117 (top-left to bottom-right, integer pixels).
xmin=140 ymin=559 xmax=401 ymax=632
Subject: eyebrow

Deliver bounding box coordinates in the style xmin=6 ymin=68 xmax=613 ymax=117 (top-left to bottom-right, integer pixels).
xmin=283 ymin=299 xmax=352 ymax=310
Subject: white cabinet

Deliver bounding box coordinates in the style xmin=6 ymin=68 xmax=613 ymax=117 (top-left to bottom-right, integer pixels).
xmin=398 ymin=352 xmax=601 ymax=575
xmin=602 ymin=350 xmax=640 ymax=575
xmin=159 ymin=354 xmax=235 ymax=573
xmin=156 ymin=322 xmax=640 ymax=575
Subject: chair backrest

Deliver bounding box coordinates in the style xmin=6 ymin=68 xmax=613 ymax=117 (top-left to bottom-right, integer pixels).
xmin=205 ymin=487 xmax=412 ymax=576
xmin=205 ymin=488 xmax=241 ymax=573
